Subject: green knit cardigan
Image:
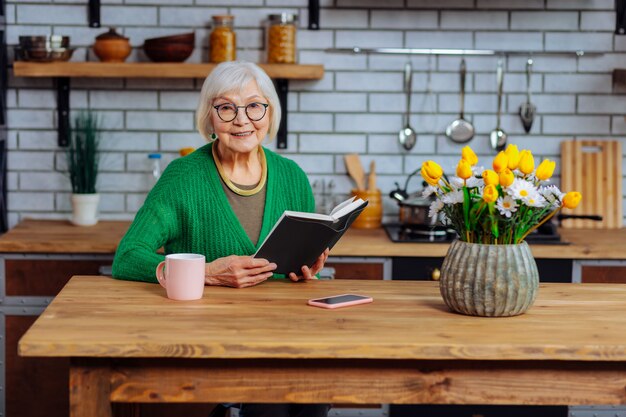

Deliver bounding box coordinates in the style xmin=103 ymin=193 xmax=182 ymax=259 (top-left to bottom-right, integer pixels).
xmin=111 ymin=142 xmax=315 ymax=283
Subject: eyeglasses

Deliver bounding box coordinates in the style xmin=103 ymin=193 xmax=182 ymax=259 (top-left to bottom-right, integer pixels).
xmin=213 ymin=102 xmax=269 ymax=122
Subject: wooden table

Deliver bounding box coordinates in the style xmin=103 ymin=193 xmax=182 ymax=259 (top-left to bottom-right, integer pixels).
xmin=18 ymin=276 xmax=626 ymax=416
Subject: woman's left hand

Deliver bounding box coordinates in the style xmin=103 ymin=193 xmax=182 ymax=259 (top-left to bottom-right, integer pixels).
xmin=288 ymin=248 xmax=330 ymax=282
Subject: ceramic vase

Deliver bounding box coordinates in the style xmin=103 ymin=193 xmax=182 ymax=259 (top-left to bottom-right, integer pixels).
xmin=439 ymin=240 xmax=539 ymax=317
xmin=71 ymin=193 xmax=100 ymax=226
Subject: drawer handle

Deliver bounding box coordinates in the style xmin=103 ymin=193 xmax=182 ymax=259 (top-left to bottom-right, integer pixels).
xmin=431 ymin=268 xmax=441 ymax=281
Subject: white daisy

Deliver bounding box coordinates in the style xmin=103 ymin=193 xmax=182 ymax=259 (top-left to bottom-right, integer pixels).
xmin=496 ymin=196 xmax=518 ymax=218
xmin=441 ymin=189 xmax=464 ymax=205
xmin=472 ymin=165 xmax=486 ymax=176
xmin=449 ymin=176 xmax=464 ymax=190
xmin=465 ymin=176 xmax=482 ymax=189
xmin=440 ymin=212 xmax=451 ymax=225
xmin=429 ymin=199 xmax=444 ymax=219
xmin=524 ymin=191 xmax=548 ymax=208
xmin=539 ymin=185 xmax=565 ymax=207
xmin=421 ymin=185 xmax=438 ymax=198
xmin=507 ymin=178 xmax=538 ymax=201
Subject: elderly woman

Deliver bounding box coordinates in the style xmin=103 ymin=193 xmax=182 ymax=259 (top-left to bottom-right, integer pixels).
xmin=112 ymin=61 xmax=330 ymax=417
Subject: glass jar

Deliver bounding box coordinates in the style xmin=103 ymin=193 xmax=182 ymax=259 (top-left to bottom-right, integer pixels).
xmin=267 ymin=13 xmax=298 ymax=64
xmin=210 ymin=15 xmax=236 ymax=63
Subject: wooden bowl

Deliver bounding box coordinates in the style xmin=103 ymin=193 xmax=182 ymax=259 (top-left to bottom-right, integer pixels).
xmin=144 ymin=32 xmax=195 ymax=45
xmin=143 ymin=42 xmax=193 ymax=62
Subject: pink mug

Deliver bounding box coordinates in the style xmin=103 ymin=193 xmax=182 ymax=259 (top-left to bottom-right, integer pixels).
xmin=156 ymin=253 xmax=206 ymax=301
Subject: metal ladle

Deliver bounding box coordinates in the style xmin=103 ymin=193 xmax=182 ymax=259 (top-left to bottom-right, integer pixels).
xmin=445 ymin=59 xmax=474 ymax=143
xmin=489 ymin=59 xmax=507 ymax=151
xmin=398 ymin=62 xmax=417 ymax=151
xmin=519 ymin=58 xmax=536 ymax=133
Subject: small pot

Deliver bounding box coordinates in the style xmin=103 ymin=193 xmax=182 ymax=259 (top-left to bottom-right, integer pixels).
xmin=398 ymin=195 xmax=438 ymax=227
xmin=93 ymin=28 xmax=131 ymax=62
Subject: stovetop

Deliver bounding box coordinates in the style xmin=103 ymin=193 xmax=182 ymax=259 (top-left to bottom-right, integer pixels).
xmin=383 ymin=224 xmax=570 ymax=245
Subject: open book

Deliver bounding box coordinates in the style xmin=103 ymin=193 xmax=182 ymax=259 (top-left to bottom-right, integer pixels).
xmin=254 ymin=197 xmax=368 ymax=274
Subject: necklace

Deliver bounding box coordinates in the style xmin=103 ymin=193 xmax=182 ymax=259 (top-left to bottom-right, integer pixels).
xmin=212 ymin=142 xmax=267 ymax=197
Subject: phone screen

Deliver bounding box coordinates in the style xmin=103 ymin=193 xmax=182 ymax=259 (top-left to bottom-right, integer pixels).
xmin=313 ymin=294 xmax=370 ymax=305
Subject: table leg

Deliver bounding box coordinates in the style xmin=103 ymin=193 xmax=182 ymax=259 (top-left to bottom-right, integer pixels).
xmin=70 ymin=359 xmax=112 ymax=417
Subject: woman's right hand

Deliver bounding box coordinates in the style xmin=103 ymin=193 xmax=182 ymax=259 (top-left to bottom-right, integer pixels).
xmin=205 ymin=255 xmax=277 ymax=288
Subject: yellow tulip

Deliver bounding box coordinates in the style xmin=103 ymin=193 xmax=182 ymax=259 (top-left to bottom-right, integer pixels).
xmin=536 ymin=159 xmax=556 ymax=181
xmin=505 ymin=144 xmax=520 ymax=170
xmin=499 ymin=168 xmax=515 ymax=188
xmin=482 ymin=169 xmax=499 ymax=186
xmin=482 ymin=184 xmax=499 ymax=203
xmin=562 ymin=191 xmax=582 ymax=209
xmin=518 ymin=150 xmax=535 ymax=175
xmin=461 ymin=146 xmax=478 ymax=166
xmin=422 ymin=160 xmax=443 ymax=179
xmin=456 ymin=159 xmax=472 ymax=180
xmin=492 ymin=151 xmax=509 ymax=173
xmin=421 ymin=161 xmax=443 ymax=186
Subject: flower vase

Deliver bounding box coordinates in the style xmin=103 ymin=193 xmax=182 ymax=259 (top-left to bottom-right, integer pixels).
xmin=439 ymin=240 xmax=539 ymax=317
xmin=70 ymin=193 xmax=100 ymax=226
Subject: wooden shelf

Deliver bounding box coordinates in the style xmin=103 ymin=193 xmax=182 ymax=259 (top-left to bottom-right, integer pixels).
xmin=13 ymin=61 xmax=325 ymax=148
xmin=613 ymin=68 xmax=626 ymax=85
xmin=13 ymin=61 xmax=324 ymax=80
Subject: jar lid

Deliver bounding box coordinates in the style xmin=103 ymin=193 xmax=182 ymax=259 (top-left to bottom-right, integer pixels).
xmin=96 ymin=27 xmax=128 ymax=41
xmin=212 ymin=15 xmax=234 ymax=22
xmin=268 ymin=13 xmax=298 ymax=24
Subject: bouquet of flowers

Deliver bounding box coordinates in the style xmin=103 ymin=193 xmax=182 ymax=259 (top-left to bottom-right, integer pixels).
xmin=421 ymin=145 xmax=582 ymax=244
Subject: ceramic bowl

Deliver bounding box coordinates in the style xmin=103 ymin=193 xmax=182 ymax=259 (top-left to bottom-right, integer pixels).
xmin=93 ymin=39 xmax=131 ymax=62
xmin=144 ymin=32 xmax=195 ymax=45
xmin=143 ymin=42 xmax=194 ymax=62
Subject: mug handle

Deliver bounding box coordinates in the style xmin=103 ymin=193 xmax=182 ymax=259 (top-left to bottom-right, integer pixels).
xmin=156 ymin=261 xmax=167 ymax=289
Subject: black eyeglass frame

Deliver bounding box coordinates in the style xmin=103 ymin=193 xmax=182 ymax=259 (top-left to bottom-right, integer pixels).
xmin=212 ymin=102 xmax=269 ymax=122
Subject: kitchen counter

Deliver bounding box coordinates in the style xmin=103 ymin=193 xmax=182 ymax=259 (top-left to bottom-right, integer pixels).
xmin=0 ymin=219 xmax=624 ymax=259
xmin=0 ymin=219 xmax=626 ymax=259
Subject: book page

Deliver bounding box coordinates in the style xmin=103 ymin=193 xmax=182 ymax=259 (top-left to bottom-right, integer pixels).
xmin=329 ymin=196 xmax=356 ymax=216
xmin=329 ymin=198 xmax=366 ymax=220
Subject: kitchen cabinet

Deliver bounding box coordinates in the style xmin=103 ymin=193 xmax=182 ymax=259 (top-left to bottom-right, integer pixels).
xmin=1 ymin=255 xmax=112 ymax=417
xmin=572 ymin=260 xmax=626 ymax=283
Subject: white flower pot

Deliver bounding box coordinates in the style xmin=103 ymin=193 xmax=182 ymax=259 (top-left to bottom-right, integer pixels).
xmin=71 ymin=193 xmax=100 ymax=226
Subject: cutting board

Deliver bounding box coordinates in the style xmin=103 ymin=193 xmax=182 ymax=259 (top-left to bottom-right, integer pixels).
xmin=560 ymin=140 xmax=622 ymax=229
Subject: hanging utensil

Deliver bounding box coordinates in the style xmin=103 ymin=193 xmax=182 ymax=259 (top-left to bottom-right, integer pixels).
xmin=519 ymin=58 xmax=536 ymax=133
xmin=489 ymin=59 xmax=507 ymax=151
xmin=398 ymin=62 xmax=417 ymax=151
xmin=445 ymin=59 xmax=474 ymax=143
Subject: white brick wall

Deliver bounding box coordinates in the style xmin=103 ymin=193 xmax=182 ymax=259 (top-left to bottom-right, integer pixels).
xmin=5 ymin=0 xmax=626 ymax=226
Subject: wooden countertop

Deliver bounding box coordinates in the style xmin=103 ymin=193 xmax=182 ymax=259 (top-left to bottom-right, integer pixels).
xmin=0 ymin=219 xmax=624 ymax=259
xmin=19 ymin=276 xmax=626 ymax=361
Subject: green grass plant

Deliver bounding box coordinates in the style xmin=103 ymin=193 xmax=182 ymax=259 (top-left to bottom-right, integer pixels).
xmin=66 ymin=111 xmax=101 ymax=194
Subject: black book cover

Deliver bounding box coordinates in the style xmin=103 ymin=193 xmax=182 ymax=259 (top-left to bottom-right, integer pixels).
xmin=254 ymin=200 xmax=368 ymax=274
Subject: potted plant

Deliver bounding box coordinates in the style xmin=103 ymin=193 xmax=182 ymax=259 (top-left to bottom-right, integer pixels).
xmin=421 ymin=145 xmax=582 ymax=317
xmin=66 ymin=111 xmax=101 ymax=226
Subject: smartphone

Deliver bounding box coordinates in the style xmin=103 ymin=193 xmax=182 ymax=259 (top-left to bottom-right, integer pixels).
xmin=307 ymin=294 xmax=373 ymax=309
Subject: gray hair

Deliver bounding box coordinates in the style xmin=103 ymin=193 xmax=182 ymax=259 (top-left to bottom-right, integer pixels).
xmin=196 ymin=61 xmax=281 ymax=142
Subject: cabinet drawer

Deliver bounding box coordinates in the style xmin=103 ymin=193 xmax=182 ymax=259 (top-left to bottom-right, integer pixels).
xmin=581 ymin=266 xmax=626 ymax=283
xmin=5 ymin=259 xmax=107 ymax=296
xmin=326 ymin=262 xmax=384 ymax=280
